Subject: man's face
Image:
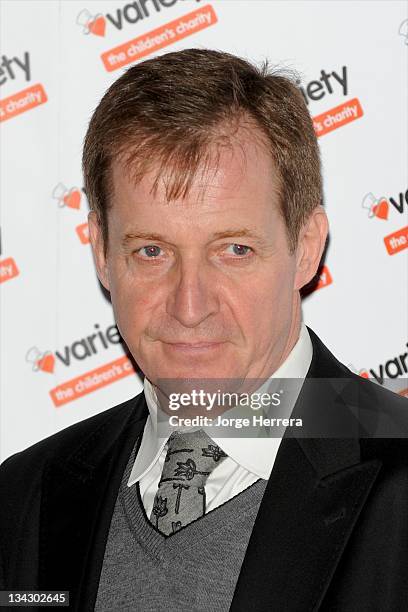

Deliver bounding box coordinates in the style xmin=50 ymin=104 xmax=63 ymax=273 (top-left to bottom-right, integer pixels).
xmin=90 ymin=126 xmax=326 ymax=388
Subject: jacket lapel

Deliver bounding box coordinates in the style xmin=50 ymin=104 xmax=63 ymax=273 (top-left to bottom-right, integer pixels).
xmin=230 ymin=328 xmax=383 ymax=611
xmin=39 ymin=393 xmax=148 ymax=611
xmin=229 ymin=436 xmax=381 ymax=611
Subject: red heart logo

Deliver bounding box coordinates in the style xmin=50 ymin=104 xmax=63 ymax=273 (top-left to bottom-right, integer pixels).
xmin=76 ymin=222 xmax=90 ymax=245
xmin=63 ymin=189 xmax=81 ymax=210
xmin=89 ymin=15 xmax=106 ymax=37
xmin=372 ymin=198 xmax=389 ymax=220
xmin=37 ymin=353 xmax=55 ymax=374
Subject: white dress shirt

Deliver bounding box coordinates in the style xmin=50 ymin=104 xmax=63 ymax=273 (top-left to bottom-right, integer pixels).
xmin=128 ymin=322 xmax=313 ymax=516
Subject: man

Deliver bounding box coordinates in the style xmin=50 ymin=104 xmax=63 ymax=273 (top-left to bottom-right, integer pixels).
xmin=1 ymin=48 xmax=408 ymax=611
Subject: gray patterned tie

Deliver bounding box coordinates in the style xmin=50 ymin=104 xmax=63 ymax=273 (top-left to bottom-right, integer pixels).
xmin=150 ymin=429 xmax=228 ymax=536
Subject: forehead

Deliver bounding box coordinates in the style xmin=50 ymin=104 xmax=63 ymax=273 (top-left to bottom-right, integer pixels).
xmin=110 ymin=123 xmax=281 ymax=210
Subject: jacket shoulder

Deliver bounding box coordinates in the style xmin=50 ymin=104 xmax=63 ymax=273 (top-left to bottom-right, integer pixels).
xmin=342 ymin=361 xmax=408 ymax=463
xmin=0 ymin=392 xmax=145 ymax=483
xmin=306 ymin=326 xmax=408 ymax=461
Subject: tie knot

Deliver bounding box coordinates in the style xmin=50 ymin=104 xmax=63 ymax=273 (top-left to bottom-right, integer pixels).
xmin=160 ymin=429 xmax=228 ymax=487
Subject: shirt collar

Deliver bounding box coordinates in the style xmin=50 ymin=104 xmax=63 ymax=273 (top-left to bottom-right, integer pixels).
xmin=128 ymin=322 xmax=313 ymax=485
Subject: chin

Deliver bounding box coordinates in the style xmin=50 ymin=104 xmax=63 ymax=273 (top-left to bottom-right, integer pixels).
xmin=154 ymin=364 xmax=232 ymax=381
xmin=141 ymin=342 xmax=245 ymax=385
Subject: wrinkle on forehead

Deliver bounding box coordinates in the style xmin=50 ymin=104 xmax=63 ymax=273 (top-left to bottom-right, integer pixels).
xmin=110 ymin=113 xmax=280 ymax=208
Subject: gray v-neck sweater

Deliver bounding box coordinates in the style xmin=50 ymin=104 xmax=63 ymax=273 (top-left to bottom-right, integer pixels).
xmin=95 ymin=441 xmax=268 ymax=612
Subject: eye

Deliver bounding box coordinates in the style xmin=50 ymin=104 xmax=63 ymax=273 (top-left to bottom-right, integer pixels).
xmin=225 ymin=244 xmax=253 ymax=257
xmin=137 ymin=245 xmax=163 ymax=258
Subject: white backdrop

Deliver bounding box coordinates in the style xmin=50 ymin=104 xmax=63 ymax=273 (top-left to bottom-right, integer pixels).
xmin=1 ymin=0 xmax=407 ymax=461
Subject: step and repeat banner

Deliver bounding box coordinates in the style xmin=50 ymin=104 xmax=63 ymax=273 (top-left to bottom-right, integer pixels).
xmin=1 ymin=0 xmax=407 ymax=460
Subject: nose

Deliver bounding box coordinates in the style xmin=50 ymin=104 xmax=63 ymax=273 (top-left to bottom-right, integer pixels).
xmin=166 ymin=254 xmax=219 ymax=329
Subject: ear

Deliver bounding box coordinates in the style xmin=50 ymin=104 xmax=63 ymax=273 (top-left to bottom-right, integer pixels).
xmin=294 ymin=205 xmax=329 ymax=290
xmin=88 ymin=211 xmax=110 ymax=291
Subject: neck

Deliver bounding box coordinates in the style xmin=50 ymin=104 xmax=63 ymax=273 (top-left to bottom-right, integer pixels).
xmin=278 ymin=291 xmax=302 ymax=367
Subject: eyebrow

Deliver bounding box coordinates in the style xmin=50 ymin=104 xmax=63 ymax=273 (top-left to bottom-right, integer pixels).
xmin=121 ymin=228 xmax=266 ymax=247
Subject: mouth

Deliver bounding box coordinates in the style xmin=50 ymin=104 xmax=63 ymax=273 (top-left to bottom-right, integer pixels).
xmin=163 ymin=341 xmax=224 ymax=352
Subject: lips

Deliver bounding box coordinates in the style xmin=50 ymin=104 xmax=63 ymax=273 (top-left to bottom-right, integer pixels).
xmin=169 ymin=342 xmax=221 ymax=347
xmin=163 ymin=341 xmax=224 ymax=351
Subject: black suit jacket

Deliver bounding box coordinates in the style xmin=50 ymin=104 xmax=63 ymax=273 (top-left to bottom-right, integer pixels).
xmin=1 ymin=327 xmax=408 ymax=611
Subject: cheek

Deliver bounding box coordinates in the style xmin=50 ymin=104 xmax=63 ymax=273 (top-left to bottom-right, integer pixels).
xmin=234 ymin=263 xmax=293 ymax=305
xmin=109 ymin=257 xmax=150 ymax=303
xmin=108 ymin=272 xmax=154 ymax=335
xmin=224 ymin=283 xmax=272 ymax=335
xmin=232 ymin=265 xmax=294 ymax=326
